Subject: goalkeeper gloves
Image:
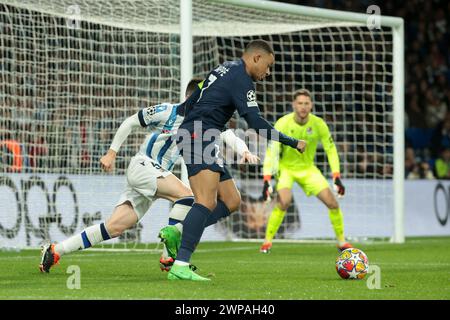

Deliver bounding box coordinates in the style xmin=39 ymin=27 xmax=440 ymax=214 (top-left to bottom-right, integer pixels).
xmin=262 ymin=175 xmax=273 ymax=202
xmin=333 ymin=173 xmax=345 ymax=198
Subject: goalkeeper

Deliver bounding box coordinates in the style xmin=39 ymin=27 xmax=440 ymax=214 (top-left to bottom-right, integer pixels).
xmin=260 ymin=89 xmax=352 ymax=253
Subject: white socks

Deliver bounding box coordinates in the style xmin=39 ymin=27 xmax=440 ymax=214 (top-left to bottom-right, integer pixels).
xmin=54 ymin=223 xmax=111 ymax=256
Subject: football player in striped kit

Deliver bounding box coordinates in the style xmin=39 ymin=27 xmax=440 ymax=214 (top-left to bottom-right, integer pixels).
xmin=39 ymin=79 xmax=258 ymax=273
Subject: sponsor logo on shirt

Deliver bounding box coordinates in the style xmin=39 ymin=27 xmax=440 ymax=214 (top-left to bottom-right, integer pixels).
xmin=156 ymin=105 xmax=168 ymax=113
xmin=214 ymin=65 xmax=230 ymax=77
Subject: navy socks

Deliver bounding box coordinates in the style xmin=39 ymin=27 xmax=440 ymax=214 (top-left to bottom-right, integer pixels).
xmin=205 ymin=200 xmax=231 ymax=227
xmin=176 ymin=203 xmax=211 ymax=263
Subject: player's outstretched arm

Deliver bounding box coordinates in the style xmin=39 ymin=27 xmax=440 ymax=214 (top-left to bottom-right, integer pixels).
xmin=100 ymin=104 xmax=169 ymax=172
xmin=100 ymin=113 xmax=141 ymax=172
xmin=243 ymin=111 xmax=306 ymax=153
xmin=220 ymin=129 xmax=260 ymax=164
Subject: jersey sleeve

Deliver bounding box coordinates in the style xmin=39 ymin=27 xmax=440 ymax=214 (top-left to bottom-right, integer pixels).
xmin=109 ymin=113 xmax=141 ymax=153
xmin=318 ymin=119 xmax=340 ymax=175
xmin=220 ymin=129 xmax=249 ymax=156
xmin=231 ymin=76 xmax=260 ymax=116
xmin=137 ymin=104 xmax=170 ymax=128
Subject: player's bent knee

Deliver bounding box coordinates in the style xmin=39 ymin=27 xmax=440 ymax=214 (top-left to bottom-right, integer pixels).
xmin=327 ymin=201 xmax=339 ymax=210
xmin=228 ymin=199 xmax=241 ymax=213
xmin=178 ymin=189 xmax=194 ymax=199
xmin=225 ymin=197 xmax=241 ymax=213
xmin=278 ymin=199 xmax=291 ymax=211
xmin=229 ymin=190 xmax=241 ymax=212
xmin=220 ymin=190 xmax=241 ymax=213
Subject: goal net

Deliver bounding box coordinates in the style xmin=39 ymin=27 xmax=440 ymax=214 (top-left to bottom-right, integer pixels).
xmin=0 ymin=0 xmax=401 ymax=249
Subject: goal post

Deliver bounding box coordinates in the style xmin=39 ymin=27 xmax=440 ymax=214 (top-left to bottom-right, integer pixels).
xmin=206 ymin=0 xmax=405 ymax=243
xmin=244 ymin=0 xmax=404 ymax=244
xmin=0 ymin=0 xmax=404 ymax=249
xmin=180 ymin=0 xmax=193 ymax=103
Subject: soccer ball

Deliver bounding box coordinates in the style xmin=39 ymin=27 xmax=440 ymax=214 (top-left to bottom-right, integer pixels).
xmin=335 ymin=248 xmax=369 ymax=280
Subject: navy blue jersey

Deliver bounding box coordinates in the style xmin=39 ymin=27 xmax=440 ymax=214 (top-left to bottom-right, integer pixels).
xmin=179 ymin=59 xmax=259 ymax=133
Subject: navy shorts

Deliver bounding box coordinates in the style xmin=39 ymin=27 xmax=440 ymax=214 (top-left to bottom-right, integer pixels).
xmin=184 ymin=162 xmax=232 ymax=181
xmin=177 ymin=135 xmax=232 ymax=181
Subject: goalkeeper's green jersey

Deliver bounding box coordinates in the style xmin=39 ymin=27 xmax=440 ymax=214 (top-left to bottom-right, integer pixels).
xmin=263 ymin=112 xmax=340 ymax=176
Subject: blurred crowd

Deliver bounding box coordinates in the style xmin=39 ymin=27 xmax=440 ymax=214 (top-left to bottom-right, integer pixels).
xmin=0 ymin=1 xmax=449 ymax=180
xmin=292 ymin=0 xmax=449 ymax=179
xmin=0 ymin=5 xmax=179 ymax=175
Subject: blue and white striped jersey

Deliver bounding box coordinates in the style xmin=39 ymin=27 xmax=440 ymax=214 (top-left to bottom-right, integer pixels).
xmin=136 ymin=103 xmax=183 ymax=171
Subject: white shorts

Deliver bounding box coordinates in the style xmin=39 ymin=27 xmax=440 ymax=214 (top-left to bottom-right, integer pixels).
xmin=116 ymin=155 xmax=171 ymax=220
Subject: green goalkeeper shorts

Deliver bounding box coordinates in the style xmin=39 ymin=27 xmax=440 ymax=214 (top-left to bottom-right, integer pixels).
xmin=276 ymin=166 xmax=329 ymax=196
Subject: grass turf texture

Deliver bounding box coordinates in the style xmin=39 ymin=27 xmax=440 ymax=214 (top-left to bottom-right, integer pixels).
xmin=1 ymin=237 xmax=449 ymax=300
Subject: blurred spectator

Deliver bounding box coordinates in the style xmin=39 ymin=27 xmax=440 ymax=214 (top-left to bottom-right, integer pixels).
xmin=430 ymin=112 xmax=450 ymax=158
xmin=28 ymin=132 xmax=49 ymax=170
xmin=435 ymin=149 xmax=450 ymax=179
xmin=405 ymin=147 xmax=416 ymax=177
xmin=0 ymin=139 xmax=23 ymax=172
xmin=407 ymin=161 xmax=435 ymax=180
xmin=0 ymin=0 xmax=447 ymax=181
xmin=407 ymin=96 xmax=427 ymax=128
xmin=425 ymin=91 xmax=448 ymax=128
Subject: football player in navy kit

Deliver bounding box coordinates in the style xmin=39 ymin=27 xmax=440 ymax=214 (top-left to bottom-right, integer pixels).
xmin=168 ymin=40 xmax=306 ymax=281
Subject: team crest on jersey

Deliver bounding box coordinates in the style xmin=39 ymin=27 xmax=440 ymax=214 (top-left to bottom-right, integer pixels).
xmin=307 ymin=127 xmax=313 ymax=135
xmin=247 ymin=90 xmax=256 ymax=102
xmin=246 ymin=90 xmax=258 ymax=107
xmin=145 ymin=106 xmax=156 ymax=117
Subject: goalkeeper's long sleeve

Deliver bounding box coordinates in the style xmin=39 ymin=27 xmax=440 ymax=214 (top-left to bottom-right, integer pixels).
xmin=263 ymin=140 xmax=280 ymax=177
xmin=263 ymin=117 xmax=285 ymax=177
xmin=319 ymin=121 xmax=340 ymax=175
xmin=243 ymin=111 xmax=298 ymax=148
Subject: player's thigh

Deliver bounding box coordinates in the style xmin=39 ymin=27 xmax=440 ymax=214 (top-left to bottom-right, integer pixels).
xmin=218 ymin=178 xmax=241 ymax=213
xmin=188 ymin=169 xmax=220 ymax=210
xmin=123 ymin=155 xmax=171 ymax=220
xmin=277 ymin=188 xmax=293 ymax=211
xmin=116 ymin=185 xmax=153 ymax=222
xmin=275 ymin=170 xmax=294 ymax=211
xmin=316 ymin=188 xmax=339 ymax=210
xmin=155 ymin=173 xmax=193 ymax=202
xmin=105 ymin=201 xmax=138 ymax=237
xmin=126 ymin=155 xmax=168 ymax=197
xmin=276 ymin=169 xmax=295 ymax=192
xmin=127 ymin=155 xmax=191 ymax=202
xmin=295 ymin=166 xmax=329 ymax=197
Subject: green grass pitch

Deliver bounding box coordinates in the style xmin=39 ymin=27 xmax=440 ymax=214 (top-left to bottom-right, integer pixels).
xmin=1 ymin=237 xmax=449 ymax=300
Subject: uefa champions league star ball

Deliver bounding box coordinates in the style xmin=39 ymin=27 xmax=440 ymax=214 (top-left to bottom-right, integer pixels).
xmin=336 ymin=248 xmax=369 ymax=280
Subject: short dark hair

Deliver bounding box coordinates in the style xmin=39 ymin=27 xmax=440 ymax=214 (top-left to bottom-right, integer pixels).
xmin=293 ymin=89 xmax=313 ymax=101
xmin=244 ymin=39 xmax=274 ymax=55
xmin=185 ymin=77 xmax=204 ymax=97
